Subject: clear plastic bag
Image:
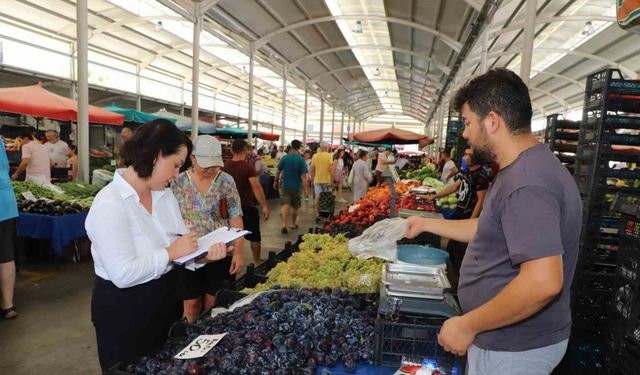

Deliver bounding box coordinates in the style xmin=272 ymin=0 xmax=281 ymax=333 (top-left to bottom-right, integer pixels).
xmin=348 ymin=218 xmax=408 ymax=261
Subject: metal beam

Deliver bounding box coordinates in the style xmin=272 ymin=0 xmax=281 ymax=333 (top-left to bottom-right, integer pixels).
xmin=353 ymin=103 xmax=428 ymax=119
xmin=310 ymin=63 xmax=447 ymax=86
xmin=487 ymin=15 xmax=615 ymax=38
xmin=468 ymin=48 xmax=637 ymax=78
xmin=89 ymin=15 xmax=184 ymax=39
xmin=347 ymin=97 xmax=430 ymax=113
xmin=288 ymin=45 xmax=451 ymax=74
xmin=532 ymin=71 xmax=583 ymax=91
xmin=358 ymin=108 xmax=427 ymax=123
xmin=341 ymin=88 xmax=434 ymax=104
xmin=335 ymin=85 xmax=437 ymax=102
xmin=529 ymin=87 xmax=569 ymax=110
xmin=255 ymin=15 xmax=462 ymax=52
xmin=327 ymin=77 xmax=439 ymax=100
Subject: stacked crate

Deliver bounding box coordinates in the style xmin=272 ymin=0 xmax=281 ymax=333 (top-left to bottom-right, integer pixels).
xmin=607 ymin=194 xmax=640 ymax=375
xmin=569 ymin=68 xmax=640 ymax=373
xmin=544 ymin=113 xmax=580 ymax=175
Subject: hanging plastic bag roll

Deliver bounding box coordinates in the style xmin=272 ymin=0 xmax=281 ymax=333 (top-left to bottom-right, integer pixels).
xmin=348 ymin=217 xmax=408 ymax=261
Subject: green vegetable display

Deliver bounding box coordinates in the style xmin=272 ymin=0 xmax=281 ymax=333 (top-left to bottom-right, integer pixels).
xmin=55 ymin=182 xmax=100 ymax=198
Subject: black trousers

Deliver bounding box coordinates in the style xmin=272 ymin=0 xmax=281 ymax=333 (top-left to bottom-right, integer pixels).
xmin=91 ymin=271 xmax=180 ymax=372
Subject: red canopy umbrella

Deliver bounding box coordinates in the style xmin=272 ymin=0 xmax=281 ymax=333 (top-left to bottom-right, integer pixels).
xmin=257 ymin=132 xmax=280 ymax=141
xmin=348 ymin=128 xmax=434 ymax=145
xmin=0 ymin=83 xmax=124 ymax=125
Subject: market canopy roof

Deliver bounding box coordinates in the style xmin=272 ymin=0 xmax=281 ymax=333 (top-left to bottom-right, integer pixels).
xmin=344 ymin=140 xmax=392 ymax=149
xmin=256 ymin=131 xmax=279 ymax=141
xmin=347 ymin=128 xmax=434 ymax=145
xmin=151 ymin=109 xmax=216 ymax=134
xmin=216 ymin=127 xmax=250 ymax=139
xmin=0 ymin=83 xmax=124 ymax=125
xmin=104 ymin=105 xmax=176 ymax=125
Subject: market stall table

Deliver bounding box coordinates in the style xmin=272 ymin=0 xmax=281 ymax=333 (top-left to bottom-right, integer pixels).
xmin=16 ymin=211 xmax=89 ymax=258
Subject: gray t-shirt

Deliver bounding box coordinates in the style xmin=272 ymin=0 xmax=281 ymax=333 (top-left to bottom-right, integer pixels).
xmin=458 ymin=143 xmax=582 ymax=351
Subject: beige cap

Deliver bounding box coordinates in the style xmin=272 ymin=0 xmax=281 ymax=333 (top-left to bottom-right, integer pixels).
xmin=192 ymin=135 xmax=224 ymax=168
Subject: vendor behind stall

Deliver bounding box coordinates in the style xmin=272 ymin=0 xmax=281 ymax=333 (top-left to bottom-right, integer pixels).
xmin=11 ymin=129 xmax=51 ymax=184
xmin=86 ymin=120 xmax=230 ymax=371
xmin=45 ymin=130 xmax=69 ymax=181
xmin=405 ymin=68 xmax=581 ymax=374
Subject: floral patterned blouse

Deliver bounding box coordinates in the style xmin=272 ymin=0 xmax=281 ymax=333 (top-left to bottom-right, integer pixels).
xmin=171 ymin=170 xmax=243 ymax=237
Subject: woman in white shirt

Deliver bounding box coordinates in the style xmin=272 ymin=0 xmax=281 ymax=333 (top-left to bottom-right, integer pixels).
xmin=352 ymin=150 xmax=372 ymax=202
xmin=86 ymin=120 xmax=229 ymax=371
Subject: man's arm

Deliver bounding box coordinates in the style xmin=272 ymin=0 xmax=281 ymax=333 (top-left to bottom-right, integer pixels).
xmin=438 ymin=255 xmax=563 ymax=355
xmin=434 ymin=180 xmax=461 ymax=200
xmin=11 ymin=158 xmax=30 ymax=180
xmin=405 ymin=216 xmax=478 ymax=243
xmin=249 ymin=176 xmax=269 ymax=219
xmin=470 ymin=189 xmax=487 ymax=219
xmin=301 ymin=173 xmax=309 ymax=196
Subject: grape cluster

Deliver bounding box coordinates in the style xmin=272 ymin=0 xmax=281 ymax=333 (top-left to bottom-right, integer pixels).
xmin=129 ymin=288 xmax=378 ymax=374
xmin=244 ymin=234 xmax=384 ymax=294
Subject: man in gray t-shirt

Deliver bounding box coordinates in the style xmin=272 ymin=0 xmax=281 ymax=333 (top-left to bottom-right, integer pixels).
xmin=405 ymin=68 xmax=581 ymax=375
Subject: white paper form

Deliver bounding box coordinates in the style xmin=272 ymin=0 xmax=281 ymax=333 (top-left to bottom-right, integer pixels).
xmin=173 ymin=226 xmax=250 ymax=266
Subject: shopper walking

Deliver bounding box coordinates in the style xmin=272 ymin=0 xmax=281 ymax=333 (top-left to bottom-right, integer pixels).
xmin=405 ymin=69 xmax=581 ymax=374
xmin=172 ymin=135 xmax=245 ymax=323
xmin=310 ymin=142 xmax=333 ymax=214
xmin=86 ymin=120 xmax=230 ymax=371
xmin=11 ymin=129 xmax=51 ymax=184
xmin=274 ymin=140 xmax=308 ymax=233
xmin=253 ymin=149 xmax=271 ymax=201
xmin=45 ymin=130 xmax=69 ymax=181
xmin=0 ymin=136 xmax=19 ymax=320
xmin=224 ymin=139 xmax=270 ymax=265
xmin=332 ymin=149 xmax=347 ymax=203
xmin=67 ymin=144 xmax=79 ymax=182
xmin=351 ymin=150 xmax=372 ymax=202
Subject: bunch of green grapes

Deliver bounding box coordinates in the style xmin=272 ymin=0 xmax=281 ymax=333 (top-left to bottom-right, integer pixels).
xmin=244 ymin=233 xmax=384 ymax=294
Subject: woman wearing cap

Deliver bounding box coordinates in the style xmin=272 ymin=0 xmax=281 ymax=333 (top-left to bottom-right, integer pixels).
xmin=86 ymin=120 xmax=231 ymax=371
xmin=171 ymin=135 xmax=245 ymax=323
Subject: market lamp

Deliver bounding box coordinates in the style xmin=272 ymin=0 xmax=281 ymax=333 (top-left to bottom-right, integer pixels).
xmin=353 ymin=20 xmax=363 ymax=34
xmin=582 ymin=21 xmax=595 ymax=36
xmin=155 ymin=21 xmax=163 ymax=32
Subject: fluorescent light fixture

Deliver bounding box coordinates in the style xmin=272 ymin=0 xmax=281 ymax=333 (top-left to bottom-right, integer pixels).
xmin=155 ymin=21 xmax=163 ymax=32
xmin=353 ymin=20 xmax=363 ymax=34
xmin=581 ymin=21 xmax=595 ymax=36
xmin=374 ymin=68 xmax=381 ymax=76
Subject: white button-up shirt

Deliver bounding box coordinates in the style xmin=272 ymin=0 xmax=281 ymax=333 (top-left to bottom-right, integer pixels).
xmin=86 ymin=171 xmax=188 ymax=288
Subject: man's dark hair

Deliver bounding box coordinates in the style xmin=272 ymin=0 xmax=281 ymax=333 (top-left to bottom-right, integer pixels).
xmin=17 ymin=129 xmax=32 ymax=139
xmin=122 ymin=119 xmax=192 ymax=178
xmin=442 ymin=150 xmax=451 ymax=158
xmin=358 ymin=150 xmax=368 ymax=159
xmin=290 ymin=139 xmax=302 ymax=150
xmin=452 ymin=68 xmax=532 ymax=135
xmin=231 ymin=139 xmax=249 ymax=154
xmin=68 ymin=143 xmax=77 ymax=153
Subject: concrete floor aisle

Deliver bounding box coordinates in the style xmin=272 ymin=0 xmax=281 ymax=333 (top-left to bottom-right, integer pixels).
xmin=0 ymin=197 xmax=349 ymax=375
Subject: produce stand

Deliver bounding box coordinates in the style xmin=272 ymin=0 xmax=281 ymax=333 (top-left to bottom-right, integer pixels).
xmin=398 ymin=208 xmax=444 ymax=219
xmin=16 ymin=211 xmax=88 ymax=258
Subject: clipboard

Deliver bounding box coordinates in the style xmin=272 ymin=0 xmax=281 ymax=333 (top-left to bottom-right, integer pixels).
xmin=173 ymin=226 xmax=250 ymax=266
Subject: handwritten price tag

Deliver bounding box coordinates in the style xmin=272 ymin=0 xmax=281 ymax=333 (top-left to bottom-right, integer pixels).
xmin=174 ymin=334 xmax=227 ymax=359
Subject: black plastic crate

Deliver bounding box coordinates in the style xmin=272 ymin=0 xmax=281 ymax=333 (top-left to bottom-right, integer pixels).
xmin=214 ymin=288 xmax=248 ymax=308
xmin=610 ymin=338 xmax=640 ymax=375
xmin=374 ymin=314 xmax=456 ymax=369
xmin=227 ymin=266 xmax=267 ymax=291
xmin=252 ymin=251 xmax=278 ymax=275
xmin=562 ymin=337 xmax=608 ymax=374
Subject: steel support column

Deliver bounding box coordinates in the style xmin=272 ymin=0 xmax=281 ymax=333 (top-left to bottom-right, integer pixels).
xmin=247 ymin=43 xmax=255 ymax=140
xmin=302 ymin=85 xmax=308 ymax=145
xmin=76 ymin=0 xmax=89 ymax=183
xmin=191 ymin=1 xmax=202 ymax=136
xmin=319 ymin=93 xmax=325 ymax=142
xmin=339 ymin=112 xmax=345 ymax=146
xmin=330 ymin=105 xmax=335 ymax=146
xmin=480 ymin=30 xmax=489 ymax=73
xmin=520 ymin=0 xmax=537 ymax=84
xmin=281 ymin=64 xmax=287 ymax=146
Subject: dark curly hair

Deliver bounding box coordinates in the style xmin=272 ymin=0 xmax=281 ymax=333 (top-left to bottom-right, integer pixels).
xmin=121 ymin=119 xmax=192 ymax=178
xmin=452 ymin=68 xmax=532 ymax=135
